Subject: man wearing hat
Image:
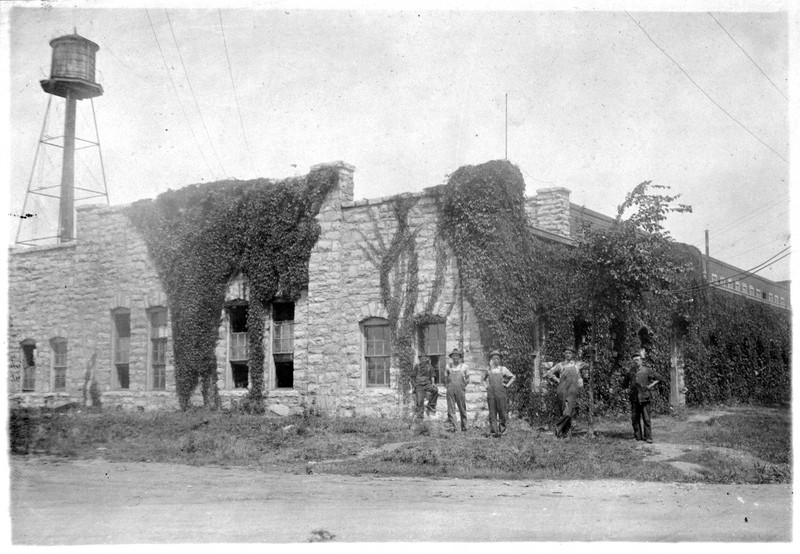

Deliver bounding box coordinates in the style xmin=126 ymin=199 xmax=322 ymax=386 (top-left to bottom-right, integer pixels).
xmin=482 ymin=350 xmax=516 ymax=437
xmin=413 ymin=354 xmax=439 ymax=420
xmin=445 ymin=348 xmax=469 ymax=432
xmin=622 ymin=349 xmax=666 ymax=443
xmin=545 ymin=347 xmax=588 ymax=438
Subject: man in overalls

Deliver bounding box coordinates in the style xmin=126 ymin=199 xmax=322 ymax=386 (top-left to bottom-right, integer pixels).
xmin=482 ymin=350 xmax=516 ymax=437
xmin=445 ymin=348 xmax=469 ymax=432
xmin=413 ymin=354 xmax=439 ymax=420
xmin=545 ymin=347 xmax=588 ymax=438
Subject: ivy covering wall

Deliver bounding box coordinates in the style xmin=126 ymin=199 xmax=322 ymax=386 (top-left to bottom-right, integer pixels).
xmin=435 ymin=160 xmax=790 ymax=417
xmin=124 ymin=167 xmax=338 ymax=411
xmin=123 ymin=157 xmax=789 ymax=415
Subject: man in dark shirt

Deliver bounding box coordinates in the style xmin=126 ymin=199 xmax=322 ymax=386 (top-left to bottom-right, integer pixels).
xmin=413 ymin=354 xmax=439 ymax=420
xmin=622 ymin=350 xmax=666 ymax=443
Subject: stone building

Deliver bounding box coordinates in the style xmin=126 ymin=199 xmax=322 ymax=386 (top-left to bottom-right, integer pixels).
xmin=6 ymin=161 xmax=790 ymax=415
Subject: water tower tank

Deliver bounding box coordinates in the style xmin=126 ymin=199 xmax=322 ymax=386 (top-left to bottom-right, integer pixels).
xmin=40 ymin=33 xmax=103 ymax=100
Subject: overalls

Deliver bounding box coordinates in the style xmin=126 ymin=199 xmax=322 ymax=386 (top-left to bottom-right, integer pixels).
xmin=555 ymin=363 xmax=581 ymax=438
xmin=446 ymin=365 xmax=468 ymax=431
xmin=413 ymin=362 xmax=438 ymax=419
xmin=486 ymin=369 xmax=508 ymax=436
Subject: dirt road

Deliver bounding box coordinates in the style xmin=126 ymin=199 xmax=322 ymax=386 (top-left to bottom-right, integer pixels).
xmin=10 ymin=457 xmax=791 ymax=543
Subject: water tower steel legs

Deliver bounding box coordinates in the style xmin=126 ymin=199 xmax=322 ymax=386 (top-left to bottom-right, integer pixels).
xmin=59 ymin=91 xmax=76 ymax=242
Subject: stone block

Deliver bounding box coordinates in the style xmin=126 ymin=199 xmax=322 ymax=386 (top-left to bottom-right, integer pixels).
xmin=268 ymin=403 xmax=291 ymax=417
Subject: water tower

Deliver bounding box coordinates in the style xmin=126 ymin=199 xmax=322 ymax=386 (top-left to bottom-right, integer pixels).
xmin=16 ymin=31 xmax=110 ymax=245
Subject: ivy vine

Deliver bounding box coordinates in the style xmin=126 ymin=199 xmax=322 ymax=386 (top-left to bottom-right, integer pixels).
xmin=124 ymin=167 xmax=338 ymax=411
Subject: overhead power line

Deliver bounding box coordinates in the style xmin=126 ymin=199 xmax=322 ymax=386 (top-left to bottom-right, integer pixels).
xmin=722 ymin=235 xmax=791 ymax=261
xmin=625 ymin=11 xmax=788 ymax=164
xmin=146 ymin=9 xmax=216 ymax=180
xmin=707 ymin=12 xmax=788 ymax=102
xmin=165 ymin=9 xmax=228 ymax=179
xmin=711 ymin=206 xmax=790 ymax=256
xmin=674 ymin=246 xmax=790 ymax=296
xmin=218 ymin=9 xmax=258 ymax=178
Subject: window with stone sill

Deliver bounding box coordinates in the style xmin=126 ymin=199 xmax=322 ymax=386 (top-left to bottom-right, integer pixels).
xmin=112 ymin=309 xmax=131 ymax=390
xmin=273 ymin=302 xmax=295 ymax=389
xmin=362 ymin=318 xmax=390 ymax=387
xmin=50 ymin=337 xmax=67 ymax=391
xmin=148 ymin=307 xmax=168 ymax=390
xmin=20 ymin=339 xmax=36 ymax=392
xmin=419 ymin=321 xmax=446 ymax=384
xmin=227 ymin=302 xmax=249 ymax=389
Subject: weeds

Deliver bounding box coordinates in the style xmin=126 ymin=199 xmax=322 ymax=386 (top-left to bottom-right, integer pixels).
xmin=8 ymin=405 xmax=791 ymax=484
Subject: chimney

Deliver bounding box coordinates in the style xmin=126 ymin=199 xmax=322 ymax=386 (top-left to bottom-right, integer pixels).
xmin=534 ymin=187 xmax=571 ymax=238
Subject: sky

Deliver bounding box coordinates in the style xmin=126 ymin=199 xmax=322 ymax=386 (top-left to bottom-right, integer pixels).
xmin=1 ymin=0 xmax=794 ymax=281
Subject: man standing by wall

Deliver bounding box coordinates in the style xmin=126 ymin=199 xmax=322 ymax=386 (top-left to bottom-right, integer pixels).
xmin=445 ymin=348 xmax=469 ymax=432
xmin=545 ymin=347 xmax=588 ymax=438
xmin=482 ymin=350 xmax=515 ymax=438
xmin=413 ymin=354 xmax=439 ymax=420
xmin=622 ymin=349 xmax=666 ymax=443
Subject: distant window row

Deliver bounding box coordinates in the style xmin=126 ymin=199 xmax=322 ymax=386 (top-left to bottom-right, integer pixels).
xmin=710 ymin=274 xmax=786 ymax=306
xmin=18 ymin=307 xmax=168 ymax=394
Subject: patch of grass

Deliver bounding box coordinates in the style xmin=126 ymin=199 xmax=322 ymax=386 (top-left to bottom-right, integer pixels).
xmin=688 ymin=410 xmax=791 ymax=464
xmin=9 ymin=405 xmax=791 ymax=484
xmin=676 ymin=448 xmax=790 ymax=484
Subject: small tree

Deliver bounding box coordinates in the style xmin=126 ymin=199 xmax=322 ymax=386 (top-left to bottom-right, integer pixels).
xmin=576 ymin=181 xmax=692 ymax=426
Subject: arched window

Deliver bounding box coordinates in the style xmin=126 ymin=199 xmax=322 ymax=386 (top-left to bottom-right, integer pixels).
xmin=226 ymin=300 xmax=249 ymax=389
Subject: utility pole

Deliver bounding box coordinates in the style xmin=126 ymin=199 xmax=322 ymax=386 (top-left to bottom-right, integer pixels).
xmin=505 ymin=92 xmax=508 ymax=160
xmin=705 ymin=230 xmax=710 ymax=281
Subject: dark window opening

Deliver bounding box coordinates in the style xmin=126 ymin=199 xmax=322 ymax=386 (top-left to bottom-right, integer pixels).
xmin=273 ymin=302 xmax=294 ymax=322
xmin=113 ymin=310 xmax=131 ymax=390
xmin=573 ymin=318 xmax=591 ymax=350
xmin=275 ymin=353 xmax=294 ymax=388
xmin=610 ymin=318 xmax=627 ymax=370
xmin=116 ymin=364 xmax=130 ymax=389
xmin=638 ymin=327 xmax=652 ymax=351
xmin=229 ymin=304 xmax=248 ymax=333
xmin=231 ymin=362 xmax=249 ymax=389
xmin=273 ymin=303 xmax=295 ymax=388
xmin=21 ymin=340 xmax=36 ymax=392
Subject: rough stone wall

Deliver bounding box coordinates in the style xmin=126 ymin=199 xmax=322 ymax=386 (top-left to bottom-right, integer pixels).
xmin=305 ymin=178 xmax=493 ymax=420
xmin=8 ymin=242 xmax=78 ymax=397
xmin=8 ymin=161 xmax=523 ymax=419
xmin=7 ymin=205 xmax=182 ymax=411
